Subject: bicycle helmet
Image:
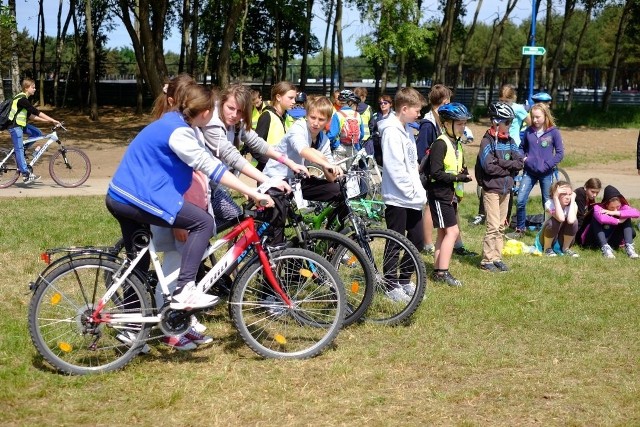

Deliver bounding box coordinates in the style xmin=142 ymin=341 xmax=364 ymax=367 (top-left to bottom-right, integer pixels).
xmin=437 ymin=102 xmax=472 ymax=122
xmin=295 ymin=92 xmax=307 ymax=104
xmin=338 ymin=89 xmax=359 ymax=104
xmin=531 ymin=92 xmax=552 ymax=102
xmin=488 ymin=102 xmax=515 ymax=120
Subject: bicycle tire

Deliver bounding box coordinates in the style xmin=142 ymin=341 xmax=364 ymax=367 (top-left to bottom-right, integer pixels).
xmin=229 ymin=248 xmax=345 ymax=359
xmin=0 ymin=149 xmax=20 ymax=188
xmin=347 ymin=227 xmax=427 ymax=326
xmin=554 ymin=167 xmax=571 ymax=185
xmin=28 ymin=257 xmax=153 ymax=375
xmin=301 ymin=229 xmax=375 ymax=326
xmin=49 ymin=147 xmax=91 ymax=187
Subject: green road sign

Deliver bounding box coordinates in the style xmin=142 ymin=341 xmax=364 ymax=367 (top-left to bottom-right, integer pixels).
xmin=522 ymin=46 xmax=546 ymax=56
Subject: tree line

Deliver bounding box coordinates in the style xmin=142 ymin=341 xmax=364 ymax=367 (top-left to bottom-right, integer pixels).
xmin=0 ymin=0 xmax=638 ymax=120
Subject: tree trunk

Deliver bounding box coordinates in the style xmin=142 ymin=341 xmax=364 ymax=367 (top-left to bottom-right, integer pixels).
xmin=335 ymin=0 xmax=344 ymax=89
xmin=189 ymin=0 xmax=199 ymax=74
xmin=85 ymin=0 xmax=99 ymax=120
xmin=179 ymin=0 xmax=190 ymax=73
xmin=71 ymin=6 xmax=84 ymax=113
xmin=602 ymin=0 xmax=632 ymax=111
xmin=454 ymin=0 xmax=483 ymax=89
xmin=434 ymin=0 xmax=457 ymax=84
xmin=487 ymin=0 xmax=518 ymax=105
xmin=566 ymin=3 xmax=592 ymax=112
xmin=299 ymin=0 xmax=313 ymax=90
xmin=330 ymin=15 xmax=336 ymax=94
xmin=54 ymin=0 xmax=73 ymax=107
xmin=38 ymin=1 xmax=45 ymax=105
xmin=322 ymin=0 xmax=334 ymax=94
xmin=8 ymin=0 xmax=20 ymax=95
xmin=237 ymin=0 xmax=250 ymax=80
xmin=218 ymin=0 xmax=248 ymax=87
xmin=548 ymin=0 xmax=576 ymax=100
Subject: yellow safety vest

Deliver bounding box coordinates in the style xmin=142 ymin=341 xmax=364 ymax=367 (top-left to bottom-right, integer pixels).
xmin=261 ymin=109 xmax=286 ymax=146
xmin=439 ymin=134 xmax=465 ymax=199
xmin=9 ymin=93 xmax=28 ymax=127
xmin=359 ymin=105 xmax=372 ymax=141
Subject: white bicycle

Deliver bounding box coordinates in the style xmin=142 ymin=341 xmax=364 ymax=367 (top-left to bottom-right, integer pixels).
xmin=0 ymin=123 xmax=91 ymax=188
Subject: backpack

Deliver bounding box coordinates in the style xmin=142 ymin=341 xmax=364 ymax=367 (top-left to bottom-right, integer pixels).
xmin=418 ymin=148 xmax=431 ymax=189
xmin=0 ymin=94 xmax=25 ymax=131
xmin=474 ymin=153 xmax=485 ymax=188
xmin=337 ymin=110 xmax=361 ymax=145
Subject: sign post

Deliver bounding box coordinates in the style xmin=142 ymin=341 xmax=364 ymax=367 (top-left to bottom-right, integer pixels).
xmin=522 ymin=46 xmax=546 ymax=56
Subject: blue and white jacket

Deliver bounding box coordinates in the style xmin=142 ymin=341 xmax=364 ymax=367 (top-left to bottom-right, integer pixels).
xmin=108 ymin=111 xmax=227 ymax=224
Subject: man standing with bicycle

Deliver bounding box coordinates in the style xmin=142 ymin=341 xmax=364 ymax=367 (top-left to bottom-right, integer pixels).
xmin=8 ymin=78 xmax=61 ymax=184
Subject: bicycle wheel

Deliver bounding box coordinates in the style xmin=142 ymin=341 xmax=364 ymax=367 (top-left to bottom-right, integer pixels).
xmin=302 ymin=230 xmax=375 ymax=326
xmin=229 ymin=248 xmax=345 ymax=359
xmin=349 ymin=227 xmax=427 ymax=325
xmin=49 ymin=147 xmax=91 ymax=187
xmin=554 ymin=167 xmax=571 ymax=185
xmin=28 ymin=257 xmax=153 ymax=375
xmin=0 ymin=149 xmax=20 ymax=188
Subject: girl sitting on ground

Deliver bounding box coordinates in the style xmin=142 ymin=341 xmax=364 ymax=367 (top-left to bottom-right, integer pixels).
xmin=574 ymin=177 xmax=602 ymax=230
xmin=577 ymin=185 xmax=639 ymax=259
xmin=535 ymin=180 xmax=579 ymax=257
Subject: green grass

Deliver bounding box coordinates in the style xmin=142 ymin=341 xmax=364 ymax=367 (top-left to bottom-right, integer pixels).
xmin=1 ymin=195 xmax=640 ymax=425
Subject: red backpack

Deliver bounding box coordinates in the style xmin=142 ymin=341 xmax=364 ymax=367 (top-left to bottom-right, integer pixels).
xmin=337 ymin=110 xmax=361 ymax=145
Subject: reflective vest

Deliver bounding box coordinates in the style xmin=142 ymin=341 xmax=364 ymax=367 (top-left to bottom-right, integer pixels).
xmin=439 ymin=133 xmax=465 ymax=199
xmin=359 ymin=105 xmax=372 ymax=141
xmin=9 ymin=93 xmax=28 ymax=127
xmin=262 ymin=109 xmax=286 ymax=146
xmin=251 ymin=101 xmax=269 ymax=130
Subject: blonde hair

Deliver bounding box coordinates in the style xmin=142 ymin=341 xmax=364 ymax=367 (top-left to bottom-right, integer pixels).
xmin=220 ymin=84 xmax=253 ymax=131
xmin=549 ymin=180 xmax=572 ymax=198
xmin=530 ymin=102 xmax=556 ymax=128
xmin=395 ymin=87 xmax=426 ymax=111
xmin=179 ymin=84 xmax=215 ymax=125
xmin=306 ymin=96 xmax=333 ymax=120
xmin=151 ymin=73 xmax=196 ymax=119
xmin=21 ymin=78 xmax=35 ymax=91
xmin=498 ymin=84 xmax=517 ymax=103
xmin=354 ymin=87 xmax=368 ymax=101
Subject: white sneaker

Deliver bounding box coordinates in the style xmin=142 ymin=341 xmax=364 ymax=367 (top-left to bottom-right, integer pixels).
xmin=23 ymin=173 xmax=41 ymax=184
xmin=624 ymin=243 xmax=639 ymax=259
xmin=401 ymin=282 xmax=416 ymax=297
xmin=170 ymin=286 xmax=220 ymax=310
xmin=116 ymin=330 xmax=150 ymax=354
xmin=385 ymin=287 xmax=411 ymax=303
xmin=601 ymin=244 xmax=615 ymax=259
xmin=192 ymin=317 xmax=207 ymax=333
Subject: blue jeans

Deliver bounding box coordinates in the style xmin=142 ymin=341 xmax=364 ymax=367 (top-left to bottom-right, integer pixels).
xmin=9 ymin=124 xmax=43 ymax=174
xmin=515 ymin=172 xmax=552 ymax=231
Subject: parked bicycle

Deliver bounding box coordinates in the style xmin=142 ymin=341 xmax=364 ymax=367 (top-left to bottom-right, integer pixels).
xmin=28 ymin=201 xmax=346 ymax=375
xmin=0 ymin=123 xmax=91 ymax=188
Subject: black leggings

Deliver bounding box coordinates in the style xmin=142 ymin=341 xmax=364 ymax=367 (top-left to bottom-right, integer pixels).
xmin=106 ymin=194 xmax=214 ymax=293
xmin=581 ymin=217 xmax=636 ymax=248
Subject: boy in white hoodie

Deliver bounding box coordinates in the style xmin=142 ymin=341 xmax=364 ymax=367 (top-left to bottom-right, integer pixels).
xmin=379 ymin=87 xmax=427 ymax=302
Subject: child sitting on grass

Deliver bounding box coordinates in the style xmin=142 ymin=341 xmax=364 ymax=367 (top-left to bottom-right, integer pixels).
xmin=577 ymin=185 xmax=639 ymax=258
xmin=535 ymin=180 xmax=579 ymax=257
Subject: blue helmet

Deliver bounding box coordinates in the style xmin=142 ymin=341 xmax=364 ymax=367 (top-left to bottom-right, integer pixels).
xmin=438 ymin=102 xmax=472 ymax=122
xmin=531 ymin=92 xmax=552 ymax=102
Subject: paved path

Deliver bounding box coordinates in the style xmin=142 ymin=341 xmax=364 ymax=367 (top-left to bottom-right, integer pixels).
xmin=2 ymin=167 xmax=639 ymax=200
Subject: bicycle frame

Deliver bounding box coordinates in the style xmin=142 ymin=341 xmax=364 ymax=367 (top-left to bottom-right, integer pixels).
xmin=24 ymin=131 xmax=60 ymax=167
xmin=89 ymin=214 xmax=292 ymax=327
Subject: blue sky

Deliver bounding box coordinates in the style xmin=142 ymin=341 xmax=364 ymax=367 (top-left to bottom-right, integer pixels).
xmin=16 ymin=0 xmax=534 ymax=57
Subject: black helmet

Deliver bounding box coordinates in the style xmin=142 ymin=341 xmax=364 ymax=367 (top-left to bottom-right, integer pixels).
xmin=338 ymin=89 xmax=359 ymax=104
xmin=438 ymin=102 xmax=472 ymax=122
xmin=295 ymin=92 xmax=307 ymax=104
xmin=488 ymin=102 xmax=515 ymax=120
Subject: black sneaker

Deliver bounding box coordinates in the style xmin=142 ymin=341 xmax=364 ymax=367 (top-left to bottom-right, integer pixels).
xmin=432 ymin=271 xmax=463 ymax=287
xmin=453 ymin=246 xmax=478 ymax=257
xmin=480 ymin=263 xmax=500 ymax=273
xmin=493 ymin=260 xmax=509 ymax=272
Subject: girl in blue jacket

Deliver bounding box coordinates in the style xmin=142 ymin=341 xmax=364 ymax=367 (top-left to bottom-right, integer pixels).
xmin=106 ymin=84 xmax=273 ymax=310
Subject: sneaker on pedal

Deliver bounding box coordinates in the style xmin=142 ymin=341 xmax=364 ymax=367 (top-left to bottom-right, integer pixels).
xmin=170 ymin=285 xmax=220 ymax=310
xmin=184 ymin=327 xmax=213 ymax=345
xmin=385 ymin=286 xmax=411 ymax=303
xmin=116 ymin=330 xmax=150 ymax=354
xmin=161 ymin=335 xmax=197 ymax=351
xmin=23 ymin=173 xmax=41 ymax=184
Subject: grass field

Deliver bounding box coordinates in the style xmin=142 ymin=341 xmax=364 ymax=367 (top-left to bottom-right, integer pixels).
xmin=1 ymin=193 xmax=639 ymax=426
